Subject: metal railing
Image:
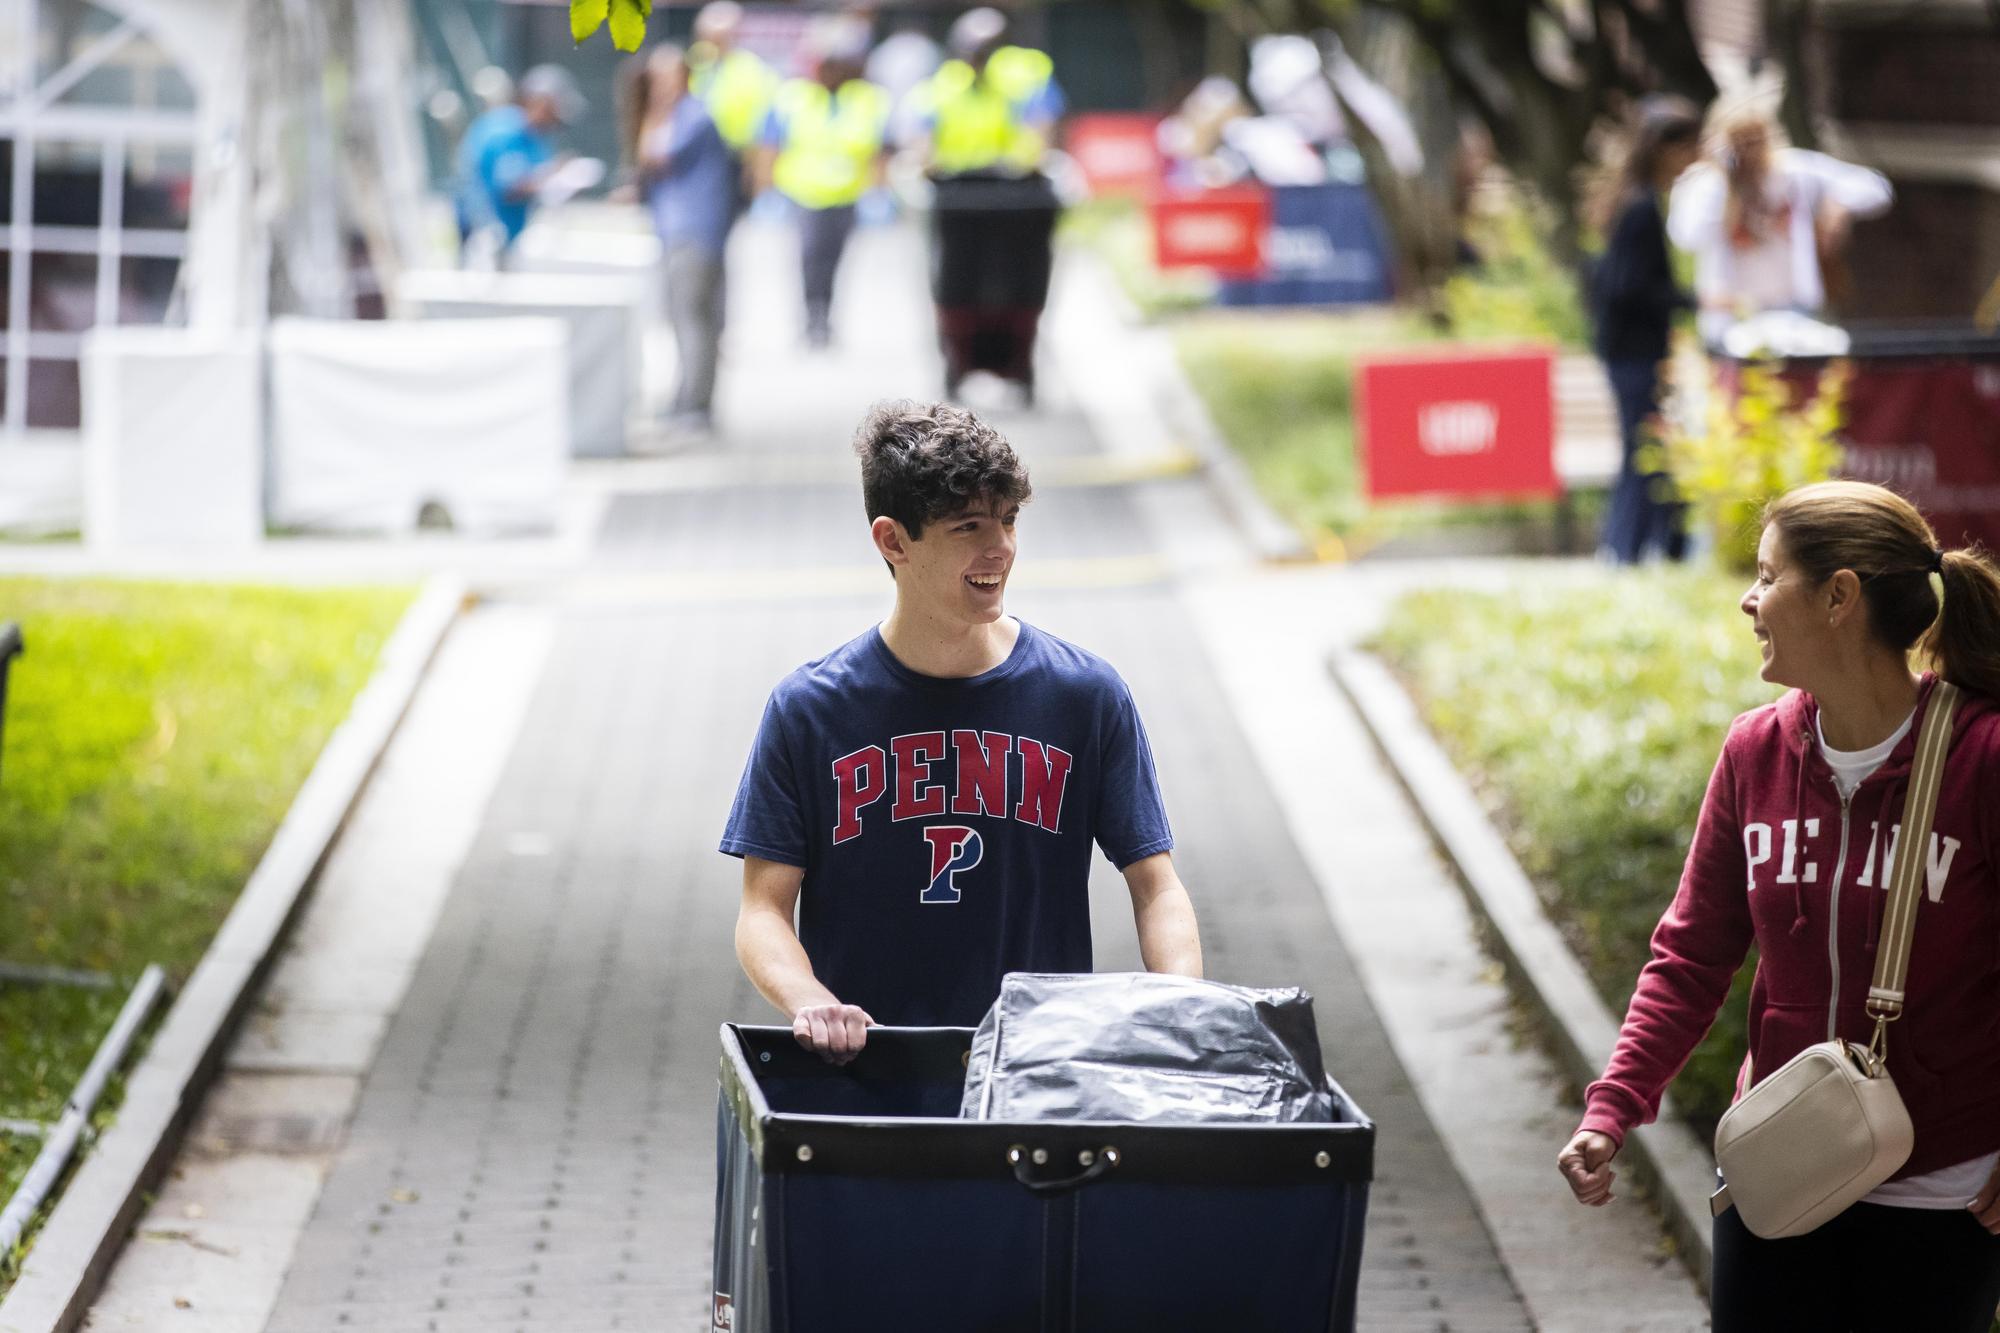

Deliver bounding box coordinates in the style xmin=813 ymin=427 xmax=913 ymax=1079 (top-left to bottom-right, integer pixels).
xmin=0 ymin=624 xmax=173 ymax=1265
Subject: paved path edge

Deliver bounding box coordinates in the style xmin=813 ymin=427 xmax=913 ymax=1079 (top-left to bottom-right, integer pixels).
xmin=0 ymin=575 xmax=469 ymax=1333
xmin=1047 ymin=245 xmax=1312 ymax=564
xmin=1330 ymin=645 xmax=1719 ymax=1296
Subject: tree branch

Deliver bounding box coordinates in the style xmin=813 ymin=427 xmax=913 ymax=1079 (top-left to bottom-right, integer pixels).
xmin=1602 ymin=0 xmax=1717 ymax=99
xmin=1358 ymin=0 xmax=1511 ymax=141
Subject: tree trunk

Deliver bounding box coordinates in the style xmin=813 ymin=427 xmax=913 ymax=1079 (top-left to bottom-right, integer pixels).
xmin=1766 ymin=0 xmax=1819 ymax=149
xmin=1202 ymin=0 xmax=1716 ymax=271
xmin=1323 ymin=11 xmax=1462 ymax=304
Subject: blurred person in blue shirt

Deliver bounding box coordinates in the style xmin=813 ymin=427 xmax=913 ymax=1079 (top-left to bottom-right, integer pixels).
xmin=456 ymin=65 xmax=585 ymax=261
xmin=625 ymin=45 xmax=736 ymax=437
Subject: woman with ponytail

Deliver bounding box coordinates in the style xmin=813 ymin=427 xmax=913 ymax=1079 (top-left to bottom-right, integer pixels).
xmin=1557 ymin=480 xmax=2000 ymax=1328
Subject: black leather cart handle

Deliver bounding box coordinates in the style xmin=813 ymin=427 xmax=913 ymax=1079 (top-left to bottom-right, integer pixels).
xmin=1007 ymin=1145 xmax=1120 ymax=1195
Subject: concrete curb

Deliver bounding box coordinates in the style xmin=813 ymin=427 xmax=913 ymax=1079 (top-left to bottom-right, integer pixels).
xmin=1330 ymin=645 xmax=1719 ymax=1296
xmin=1148 ymin=341 xmax=1315 ymax=565
xmin=0 ymin=575 xmax=468 ymax=1333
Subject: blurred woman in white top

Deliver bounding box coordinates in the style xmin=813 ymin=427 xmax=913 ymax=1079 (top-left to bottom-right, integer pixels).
xmin=1667 ymin=106 xmax=1892 ymax=345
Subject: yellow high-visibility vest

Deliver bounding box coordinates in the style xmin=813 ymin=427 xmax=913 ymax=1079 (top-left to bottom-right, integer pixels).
xmin=914 ymin=48 xmax=1055 ymax=174
xmin=915 ymin=60 xmax=1013 ymax=174
xmin=989 ymin=46 xmax=1056 ymax=168
xmin=690 ymin=46 xmax=777 ymax=153
xmin=770 ymin=78 xmax=891 ymax=210
xmin=987 ymin=45 xmax=1054 ymax=106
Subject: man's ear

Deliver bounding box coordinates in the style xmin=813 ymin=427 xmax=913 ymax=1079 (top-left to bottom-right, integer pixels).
xmin=871 ymin=516 xmax=910 ymax=569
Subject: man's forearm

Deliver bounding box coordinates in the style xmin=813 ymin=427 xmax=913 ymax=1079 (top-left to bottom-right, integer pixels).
xmin=735 ymin=906 xmax=839 ymax=1016
xmin=1135 ymin=884 xmax=1203 ymax=977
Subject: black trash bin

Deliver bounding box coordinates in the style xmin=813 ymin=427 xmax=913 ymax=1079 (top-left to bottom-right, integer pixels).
xmin=928 ymin=172 xmax=1061 ymax=401
xmin=712 ymin=1023 xmax=1373 ymax=1333
xmin=0 ymin=621 xmax=21 ymax=785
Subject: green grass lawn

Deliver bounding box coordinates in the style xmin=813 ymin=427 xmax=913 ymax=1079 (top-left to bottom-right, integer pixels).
xmin=1058 ymin=197 xmax=1217 ymax=321
xmin=0 ymin=578 xmax=413 ymax=1227
xmin=1374 ymin=566 xmax=1779 ymax=1133
xmin=1173 ymin=308 xmax=1430 ymax=549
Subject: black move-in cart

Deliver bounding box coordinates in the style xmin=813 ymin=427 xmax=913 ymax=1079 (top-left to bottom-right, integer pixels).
xmin=928 ymin=172 xmax=1061 ymax=405
xmin=712 ymin=1023 xmax=1374 ymax=1333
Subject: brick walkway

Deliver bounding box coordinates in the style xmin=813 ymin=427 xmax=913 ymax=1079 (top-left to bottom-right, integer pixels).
xmin=247 ymin=220 xmax=1532 ymax=1331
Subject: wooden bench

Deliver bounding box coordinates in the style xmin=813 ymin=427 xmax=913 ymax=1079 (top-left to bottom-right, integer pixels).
xmin=1553 ymin=352 xmax=1622 ymax=488
xmin=1552 ymin=352 xmax=1623 ymax=551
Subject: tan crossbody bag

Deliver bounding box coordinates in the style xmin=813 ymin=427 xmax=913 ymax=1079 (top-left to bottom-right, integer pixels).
xmin=1711 ymin=680 xmax=1959 ymax=1240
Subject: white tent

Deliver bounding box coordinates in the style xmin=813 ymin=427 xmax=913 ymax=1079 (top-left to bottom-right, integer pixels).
xmin=0 ymin=0 xmax=440 ymax=534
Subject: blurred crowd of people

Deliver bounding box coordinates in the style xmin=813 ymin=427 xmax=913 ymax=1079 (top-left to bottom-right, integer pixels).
xmin=446 ymin=8 xmax=1902 ymax=536
xmin=1590 ymin=98 xmax=1892 ymax=565
xmin=1154 ymin=34 xmax=1420 ymax=195
xmin=453 ymin=3 xmax=1064 ymax=443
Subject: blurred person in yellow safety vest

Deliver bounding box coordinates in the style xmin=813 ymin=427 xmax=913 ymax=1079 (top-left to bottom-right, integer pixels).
xmin=906 ymin=7 xmax=1063 ymax=177
xmin=689 ymin=1 xmax=778 ymax=202
xmin=755 ymin=17 xmax=890 ymax=348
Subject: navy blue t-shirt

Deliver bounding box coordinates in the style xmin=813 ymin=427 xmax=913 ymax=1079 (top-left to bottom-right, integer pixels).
xmin=720 ymin=620 xmax=1173 ymax=1026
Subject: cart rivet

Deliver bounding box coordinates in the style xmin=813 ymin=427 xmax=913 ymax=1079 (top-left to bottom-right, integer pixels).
xmin=796 ymin=1145 xmax=814 ymax=1163
xmin=1078 ymin=1150 xmax=1095 ymax=1167
xmin=1104 ymin=1148 xmax=1119 ymax=1165
xmin=1314 ymin=1151 xmax=1331 ymax=1169
xmin=759 ymin=1051 xmax=771 ymax=1063
xmin=1028 ymin=1148 xmax=1045 ymax=1165
xmin=1008 ymin=1146 xmax=1024 ymax=1165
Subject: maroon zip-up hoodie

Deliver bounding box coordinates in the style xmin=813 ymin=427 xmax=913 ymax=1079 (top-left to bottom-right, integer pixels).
xmin=1580 ymin=675 xmax=2000 ymax=1179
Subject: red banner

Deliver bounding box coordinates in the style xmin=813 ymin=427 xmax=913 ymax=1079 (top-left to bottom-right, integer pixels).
xmin=1150 ymin=187 xmax=1269 ymax=279
xmin=1356 ymin=349 xmax=1559 ymax=501
xmin=1721 ymin=354 xmax=2000 ymax=553
xmin=1838 ymin=359 xmax=2000 ymax=552
xmin=1065 ymin=114 xmax=1162 ymax=198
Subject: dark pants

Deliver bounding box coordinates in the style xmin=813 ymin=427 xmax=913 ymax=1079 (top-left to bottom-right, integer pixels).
xmin=1600 ymin=357 xmax=1687 ymax=564
xmin=799 ymin=204 xmax=856 ymax=338
xmin=1712 ymin=1200 xmax=2000 ymax=1331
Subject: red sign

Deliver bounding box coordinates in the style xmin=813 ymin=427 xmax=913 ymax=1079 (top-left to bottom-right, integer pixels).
xmin=1065 ymin=114 xmax=1162 ymax=198
xmin=1356 ymin=349 xmax=1559 ymax=500
xmin=1839 ymin=359 xmax=2000 ymax=552
xmin=1150 ymin=187 xmax=1269 ymax=279
xmin=1718 ymin=353 xmax=2000 ymax=554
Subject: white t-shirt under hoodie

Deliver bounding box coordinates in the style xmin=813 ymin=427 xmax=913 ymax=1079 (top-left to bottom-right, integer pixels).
xmin=1818 ymin=708 xmax=2000 ymax=1209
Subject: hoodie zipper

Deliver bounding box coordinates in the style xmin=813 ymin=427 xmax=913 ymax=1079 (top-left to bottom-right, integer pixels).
xmin=1825 ymin=790 xmax=1853 ymax=1042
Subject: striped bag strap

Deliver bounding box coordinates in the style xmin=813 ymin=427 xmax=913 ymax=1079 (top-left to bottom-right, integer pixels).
xmin=1866 ymin=680 xmax=1961 ymax=1028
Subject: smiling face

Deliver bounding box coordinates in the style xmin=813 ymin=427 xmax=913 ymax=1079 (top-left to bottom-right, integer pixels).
xmin=1741 ymin=521 xmax=1834 ymax=689
xmin=882 ymin=498 xmax=1019 ymax=628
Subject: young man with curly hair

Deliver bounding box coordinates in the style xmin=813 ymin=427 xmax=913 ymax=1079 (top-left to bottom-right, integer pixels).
xmin=721 ymin=401 xmax=1204 ymax=1060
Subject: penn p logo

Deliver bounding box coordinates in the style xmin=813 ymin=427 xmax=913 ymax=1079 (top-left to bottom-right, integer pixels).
xmin=920 ymin=825 xmax=983 ymax=904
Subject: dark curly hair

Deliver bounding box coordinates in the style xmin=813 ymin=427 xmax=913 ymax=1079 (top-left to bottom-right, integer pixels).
xmin=852 ymin=400 xmax=1033 ymax=545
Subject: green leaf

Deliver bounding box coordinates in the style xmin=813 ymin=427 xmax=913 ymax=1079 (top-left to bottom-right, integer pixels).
xmin=607 ymin=0 xmax=649 ymax=51
xmin=569 ymin=0 xmax=609 ymax=44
